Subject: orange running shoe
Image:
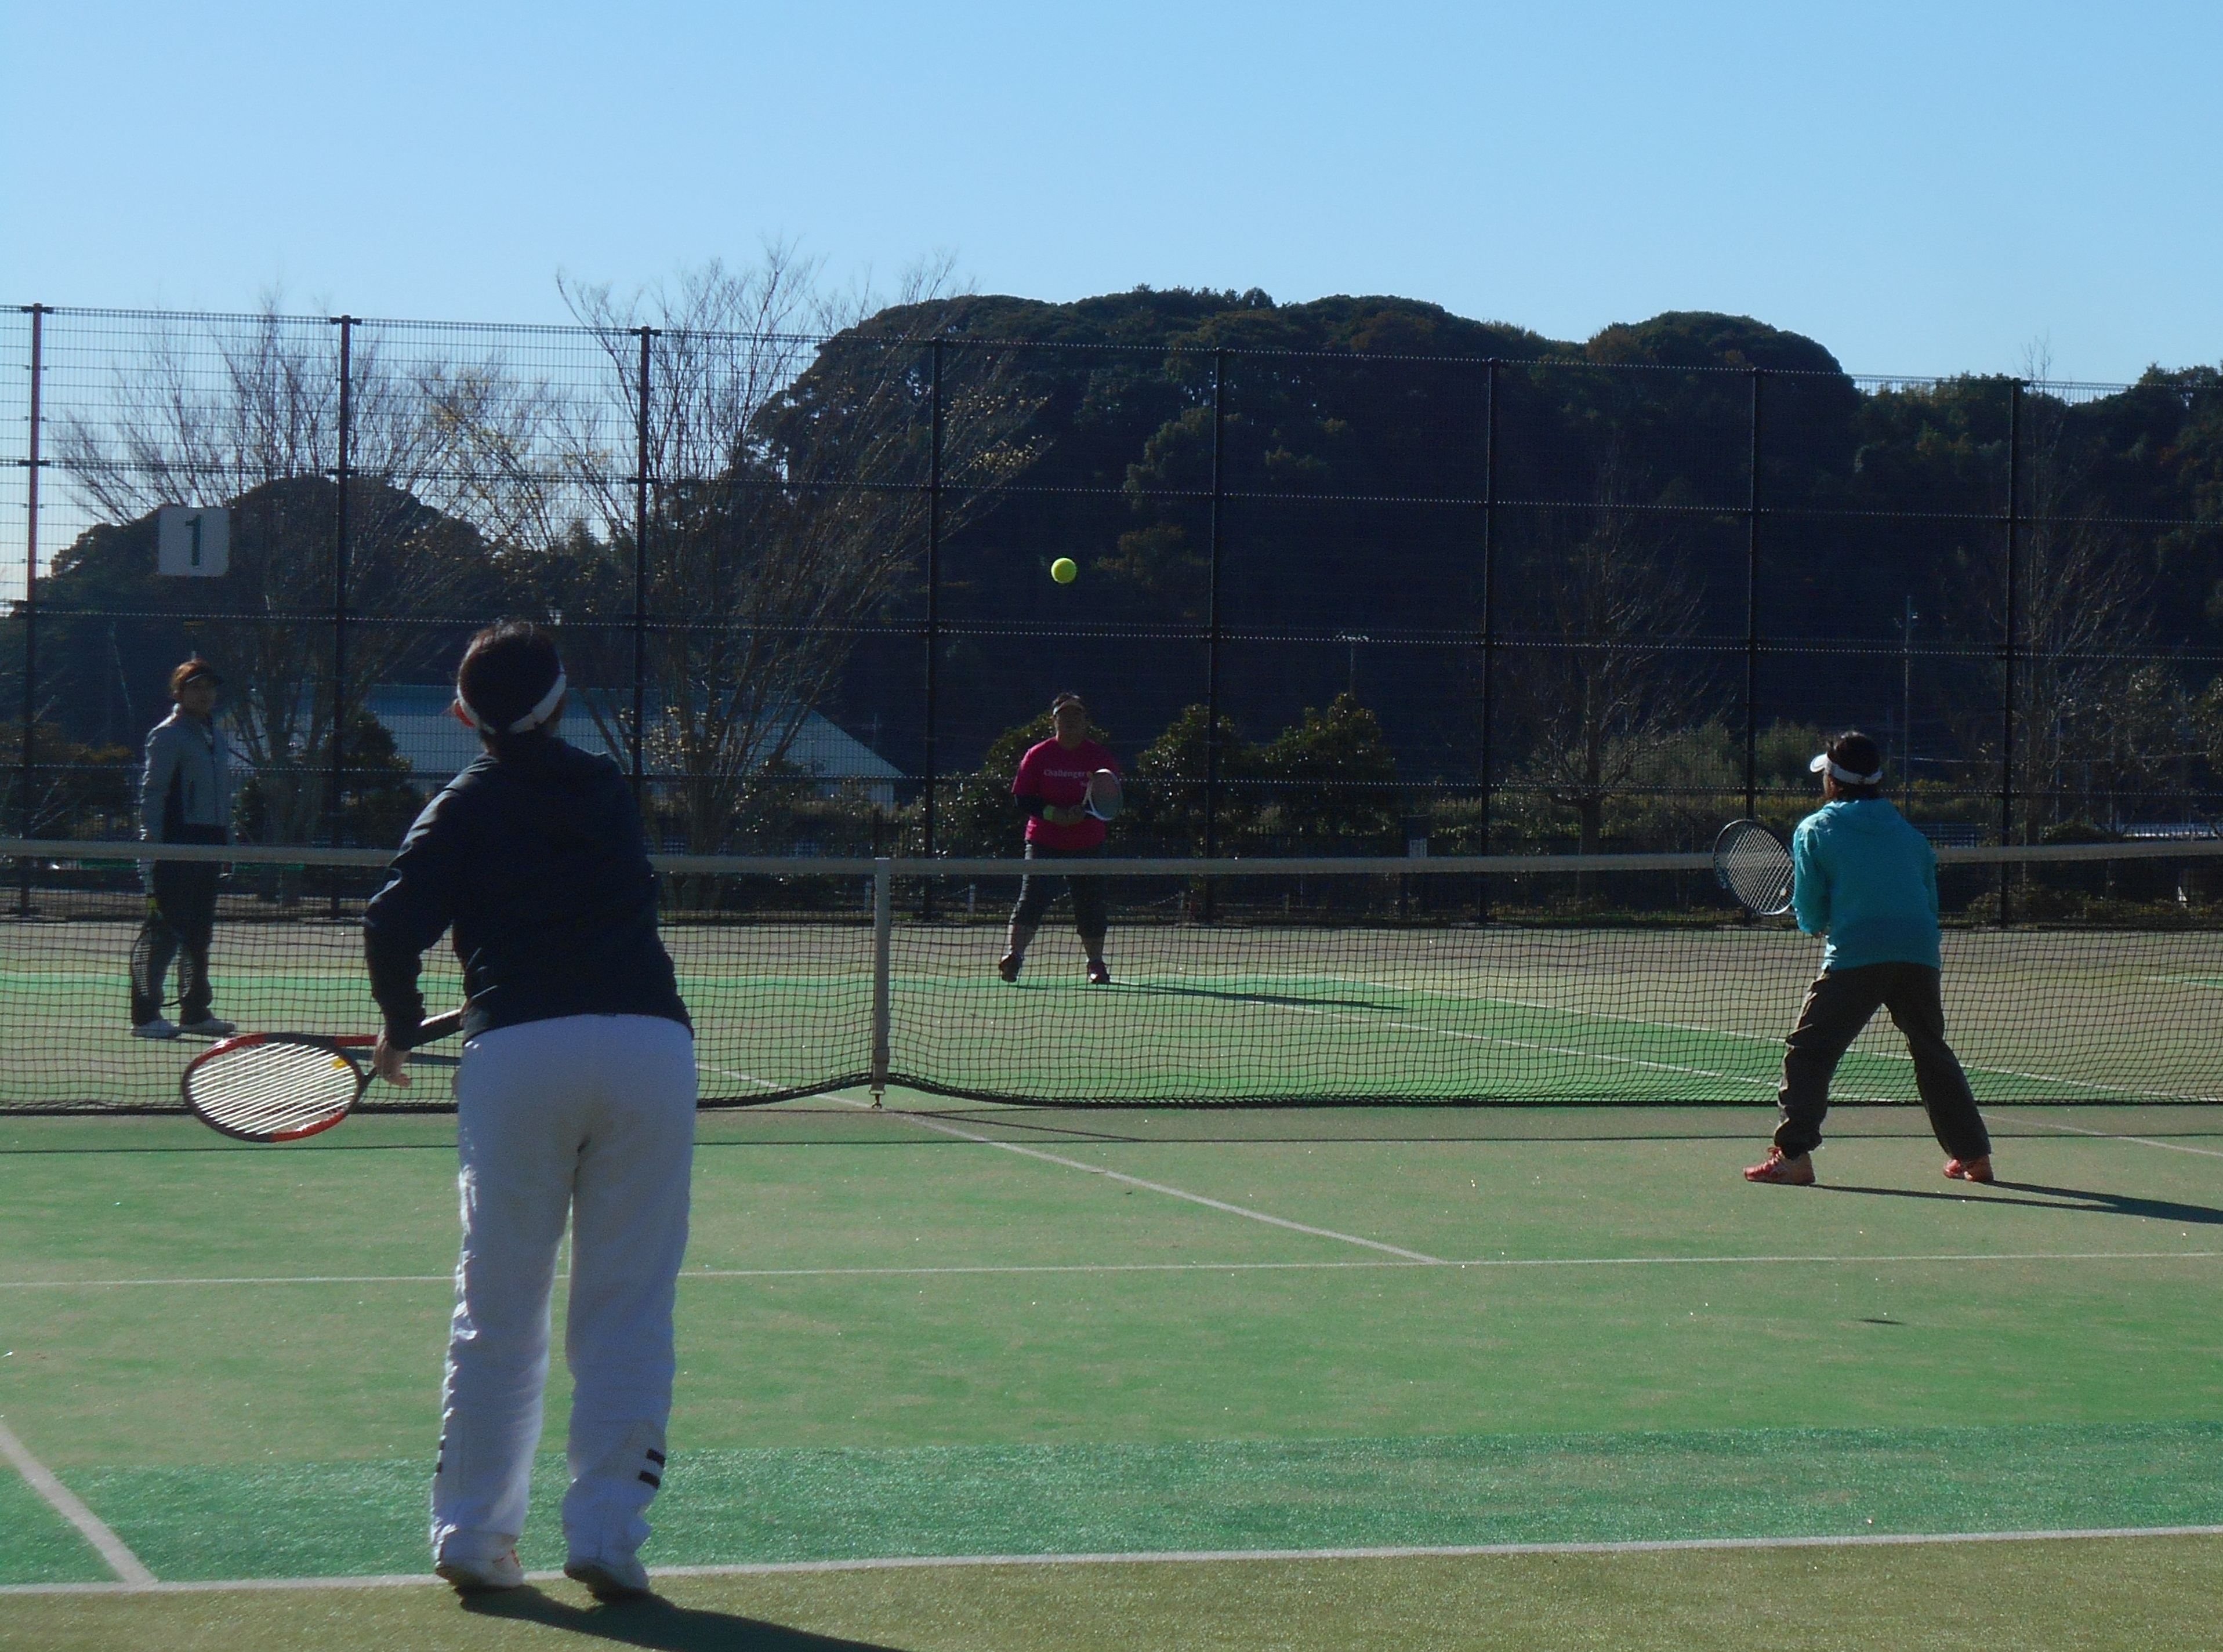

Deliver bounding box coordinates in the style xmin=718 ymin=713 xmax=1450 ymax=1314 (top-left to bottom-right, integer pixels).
xmin=1943 ymin=1154 xmax=1994 ymax=1183
xmin=1743 ymin=1148 xmax=1815 ymax=1185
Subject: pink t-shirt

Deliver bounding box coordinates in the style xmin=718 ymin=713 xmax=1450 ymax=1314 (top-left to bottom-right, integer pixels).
xmin=1013 ymin=737 xmax=1119 ymax=850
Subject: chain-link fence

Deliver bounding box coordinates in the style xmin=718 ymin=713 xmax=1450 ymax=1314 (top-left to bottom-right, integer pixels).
xmin=7 ymin=302 xmax=2221 ymax=872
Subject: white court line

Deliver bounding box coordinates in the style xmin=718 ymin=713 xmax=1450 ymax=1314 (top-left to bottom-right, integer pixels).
xmin=8 ymin=1523 xmax=2223 ymax=1595
xmin=834 ymin=1097 xmax=1444 ymax=1262
xmin=1339 ymin=975 xmax=2222 ymax=1106
xmin=0 ymin=1273 xmax=456 ymax=1288
xmin=1153 ymin=978 xmax=1774 ymax=1094
xmin=1992 ymin=1111 xmax=2223 ymax=1161
xmin=0 ymin=1417 xmax=155 ymax=1586
xmin=701 ymin=1062 xmax=786 ymax=1092
xmin=5 ymin=1249 xmax=2220 ymax=1291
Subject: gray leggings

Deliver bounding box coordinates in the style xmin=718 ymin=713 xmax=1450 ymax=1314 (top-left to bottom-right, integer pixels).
xmin=1010 ymin=844 xmax=1108 ymax=943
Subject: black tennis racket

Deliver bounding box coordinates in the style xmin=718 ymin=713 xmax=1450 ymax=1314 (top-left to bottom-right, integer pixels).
xmin=1713 ymin=819 xmax=1794 ymax=916
xmin=180 ymin=1009 xmax=466 ymax=1143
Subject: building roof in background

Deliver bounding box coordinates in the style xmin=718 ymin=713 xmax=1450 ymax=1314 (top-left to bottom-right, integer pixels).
xmin=365 ymin=685 xmax=904 ymax=784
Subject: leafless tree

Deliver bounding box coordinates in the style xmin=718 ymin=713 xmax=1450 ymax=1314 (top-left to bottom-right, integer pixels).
xmin=51 ymin=304 xmax=539 ymax=842
xmin=1500 ymin=459 xmax=1713 ymax=857
xmin=1972 ymin=383 xmax=2200 ymax=830
xmin=554 ymin=248 xmax=1046 ymax=854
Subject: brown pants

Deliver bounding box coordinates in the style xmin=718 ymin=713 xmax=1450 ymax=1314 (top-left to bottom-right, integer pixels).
xmin=1774 ymin=963 xmax=1990 ymax=1160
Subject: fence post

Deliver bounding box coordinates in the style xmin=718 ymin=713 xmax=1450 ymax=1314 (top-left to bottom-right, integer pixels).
xmin=921 ymin=338 xmax=943 ymax=916
xmin=869 ymin=856 xmax=892 ymax=1106
xmin=2000 ymin=378 xmax=2022 ymax=923
xmin=1202 ymin=348 xmax=1225 ymax=920
xmin=17 ymin=304 xmax=45 ymax=916
xmin=1743 ymin=366 xmax=1762 ymax=821
xmin=631 ymin=324 xmax=649 ymax=814
xmin=633 ymin=326 xmax=652 ymax=815
xmin=1478 ymin=356 xmax=1497 ymax=921
xmin=329 ymin=315 xmax=353 ymax=872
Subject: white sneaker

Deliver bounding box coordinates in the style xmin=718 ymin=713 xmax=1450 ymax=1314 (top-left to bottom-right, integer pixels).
xmin=177 ymin=1016 xmax=237 ymax=1037
xmin=435 ymin=1548 xmax=524 ymax=1593
xmin=564 ymin=1554 xmax=652 ymax=1602
xmin=131 ymin=1018 xmax=180 ymax=1040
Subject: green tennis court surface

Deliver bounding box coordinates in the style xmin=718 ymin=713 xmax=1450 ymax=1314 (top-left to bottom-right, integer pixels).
xmin=4 ymin=1101 xmax=2222 ymax=1647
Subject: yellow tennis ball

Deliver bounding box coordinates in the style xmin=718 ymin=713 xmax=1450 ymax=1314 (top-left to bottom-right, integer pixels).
xmin=1050 ymin=557 xmax=1078 ymax=584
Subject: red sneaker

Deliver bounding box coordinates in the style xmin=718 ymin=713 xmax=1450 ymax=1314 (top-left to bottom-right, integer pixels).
xmin=997 ymin=952 xmax=1023 ymax=983
xmin=1743 ymin=1148 xmax=1815 ymax=1185
xmin=1944 ymin=1154 xmax=1994 ymax=1183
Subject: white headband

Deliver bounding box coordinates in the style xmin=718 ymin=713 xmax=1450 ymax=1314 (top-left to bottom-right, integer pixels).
xmin=1809 ymin=751 xmax=1883 ymax=786
xmin=456 ymin=669 xmax=567 ymax=736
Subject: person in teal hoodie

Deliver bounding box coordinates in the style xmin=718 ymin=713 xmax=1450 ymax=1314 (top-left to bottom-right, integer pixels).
xmin=1744 ymin=731 xmax=1993 ymax=1187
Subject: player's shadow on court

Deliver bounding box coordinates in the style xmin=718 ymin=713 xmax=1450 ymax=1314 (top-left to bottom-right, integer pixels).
xmin=1819 ymin=1181 xmax=2223 ymax=1226
xmin=1126 ymin=981 xmax=1387 ymax=1011
xmin=461 ymin=1586 xmax=909 ymax=1650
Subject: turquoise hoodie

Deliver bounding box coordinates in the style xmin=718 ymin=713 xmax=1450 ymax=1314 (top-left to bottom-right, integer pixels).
xmin=1790 ymin=798 xmax=1942 ymax=972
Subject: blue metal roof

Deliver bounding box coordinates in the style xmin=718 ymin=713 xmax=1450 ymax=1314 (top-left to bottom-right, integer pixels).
xmin=364 ymin=685 xmax=905 ymax=785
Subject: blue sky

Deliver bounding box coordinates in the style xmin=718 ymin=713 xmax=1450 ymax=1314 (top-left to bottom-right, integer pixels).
xmin=3 ymin=1 xmax=2217 ymax=382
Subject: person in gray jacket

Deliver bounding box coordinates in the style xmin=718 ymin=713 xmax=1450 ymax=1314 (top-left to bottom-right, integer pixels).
xmin=131 ymin=658 xmax=237 ymax=1039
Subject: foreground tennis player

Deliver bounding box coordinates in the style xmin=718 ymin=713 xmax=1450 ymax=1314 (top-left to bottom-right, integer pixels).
xmin=1001 ymin=692 xmax=1119 ymax=985
xmin=1745 ymin=731 xmax=1993 ymax=1187
xmin=364 ymin=623 xmax=694 ymax=1602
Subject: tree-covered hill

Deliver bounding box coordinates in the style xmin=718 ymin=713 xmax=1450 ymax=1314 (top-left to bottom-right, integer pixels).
xmin=13 ymin=284 xmax=2218 ymax=850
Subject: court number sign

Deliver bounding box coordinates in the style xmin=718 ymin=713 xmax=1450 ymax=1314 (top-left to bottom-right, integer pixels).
xmin=157 ymin=505 xmax=230 ymax=578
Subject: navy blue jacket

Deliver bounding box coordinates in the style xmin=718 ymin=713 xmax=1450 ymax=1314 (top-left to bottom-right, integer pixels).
xmin=364 ymin=735 xmax=689 ymax=1048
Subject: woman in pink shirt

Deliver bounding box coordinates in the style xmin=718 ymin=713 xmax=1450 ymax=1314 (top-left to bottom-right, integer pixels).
xmin=1000 ymin=693 xmax=1118 ymax=985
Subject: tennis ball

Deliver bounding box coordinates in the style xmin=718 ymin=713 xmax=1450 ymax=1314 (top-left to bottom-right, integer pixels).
xmin=1050 ymin=557 xmax=1078 ymax=584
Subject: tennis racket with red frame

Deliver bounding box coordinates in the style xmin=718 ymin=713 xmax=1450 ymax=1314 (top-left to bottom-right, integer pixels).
xmin=181 ymin=1008 xmax=466 ymax=1143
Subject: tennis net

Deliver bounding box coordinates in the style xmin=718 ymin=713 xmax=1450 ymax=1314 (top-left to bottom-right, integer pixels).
xmin=3 ymin=838 xmax=2219 ymax=1113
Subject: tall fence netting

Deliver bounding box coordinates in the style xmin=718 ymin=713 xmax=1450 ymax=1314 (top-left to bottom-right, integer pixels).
xmin=6 ymin=305 xmax=2220 ymax=867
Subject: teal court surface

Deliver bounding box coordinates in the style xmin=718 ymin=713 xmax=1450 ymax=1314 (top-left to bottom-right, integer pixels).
xmin=5 ymin=1095 xmax=2223 ymax=1649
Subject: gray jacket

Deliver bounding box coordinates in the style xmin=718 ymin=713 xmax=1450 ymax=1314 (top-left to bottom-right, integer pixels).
xmin=140 ymin=710 xmax=233 ymax=843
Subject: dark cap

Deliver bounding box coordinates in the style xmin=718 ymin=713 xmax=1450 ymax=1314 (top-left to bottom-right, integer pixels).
xmin=168 ymin=658 xmax=223 ymax=696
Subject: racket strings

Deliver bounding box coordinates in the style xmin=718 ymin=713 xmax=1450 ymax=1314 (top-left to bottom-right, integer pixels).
xmin=186 ymin=1042 xmax=361 ymax=1139
xmin=1086 ymin=769 xmax=1123 ymax=821
xmin=1716 ymin=826 xmax=1794 ymax=914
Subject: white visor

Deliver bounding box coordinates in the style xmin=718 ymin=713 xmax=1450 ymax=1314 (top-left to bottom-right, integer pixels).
xmin=1809 ymin=751 xmax=1883 ymax=786
xmin=456 ymin=669 xmax=567 ymax=736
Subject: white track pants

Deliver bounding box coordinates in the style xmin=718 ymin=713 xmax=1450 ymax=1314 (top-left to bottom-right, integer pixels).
xmin=429 ymin=1014 xmax=695 ymax=1568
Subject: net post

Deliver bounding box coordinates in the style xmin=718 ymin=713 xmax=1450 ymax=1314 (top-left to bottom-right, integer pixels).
xmin=869 ymin=856 xmax=893 ymax=1106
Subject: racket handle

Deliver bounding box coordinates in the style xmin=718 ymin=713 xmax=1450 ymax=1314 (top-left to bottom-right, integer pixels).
xmin=417 ymin=1008 xmax=466 ymax=1043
